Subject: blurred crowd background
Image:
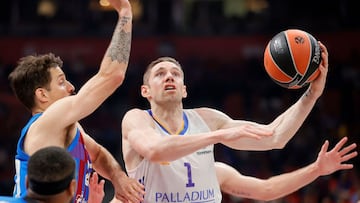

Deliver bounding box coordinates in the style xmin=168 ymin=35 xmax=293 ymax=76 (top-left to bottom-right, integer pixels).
xmin=0 ymin=0 xmax=359 ymax=202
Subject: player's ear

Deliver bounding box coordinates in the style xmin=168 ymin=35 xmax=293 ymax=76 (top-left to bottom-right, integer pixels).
xmin=141 ymin=85 xmax=150 ymax=98
xmin=67 ymin=179 xmax=76 ymax=197
xmin=35 ymin=87 xmax=49 ymax=102
xmin=182 ymin=85 xmax=187 ymax=98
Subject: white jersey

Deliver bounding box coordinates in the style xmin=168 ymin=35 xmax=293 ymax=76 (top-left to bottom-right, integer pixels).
xmin=127 ymin=109 xmax=222 ymax=203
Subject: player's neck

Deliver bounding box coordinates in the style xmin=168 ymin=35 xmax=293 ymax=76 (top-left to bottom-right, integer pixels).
xmin=31 ymin=106 xmax=46 ymax=115
xmin=151 ymin=108 xmax=184 ymax=135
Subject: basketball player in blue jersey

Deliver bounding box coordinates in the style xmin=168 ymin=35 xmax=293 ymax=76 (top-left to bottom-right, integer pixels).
xmin=114 ymin=42 xmax=355 ymax=202
xmin=0 ymin=146 xmax=105 ymax=203
xmin=7 ymin=0 xmax=144 ymax=202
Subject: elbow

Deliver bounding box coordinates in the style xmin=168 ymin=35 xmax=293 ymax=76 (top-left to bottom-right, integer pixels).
xmin=268 ymin=133 xmax=287 ymax=150
xmin=261 ymin=140 xmax=285 ymax=150
xmin=258 ymin=196 xmax=278 ymax=202
xmin=145 ymin=148 xmax=157 ymax=162
xmin=107 ymin=69 xmax=126 ymax=88
xmin=146 ymin=154 xmax=161 ymax=163
xmin=271 ymin=140 xmax=286 ymax=150
xmin=255 ymin=185 xmax=278 ymax=202
xmin=100 ymin=67 xmax=126 ymax=88
xmin=112 ymin=70 xmax=126 ymax=86
xmin=146 ymin=152 xmax=164 ymax=163
xmin=142 ymin=146 xmax=164 ymax=163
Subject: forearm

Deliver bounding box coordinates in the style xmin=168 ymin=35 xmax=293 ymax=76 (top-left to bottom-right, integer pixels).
xmin=217 ymin=161 xmax=320 ymax=201
xmin=100 ymin=4 xmax=132 ymax=78
xmin=259 ymin=162 xmax=319 ymax=201
xmin=92 ymin=146 xmax=127 ymax=181
xmin=132 ymin=129 xmax=224 ymax=162
xmin=221 ymin=90 xmax=317 ymax=151
xmin=75 ymin=5 xmax=132 ymax=114
xmin=268 ymin=89 xmax=318 ymax=148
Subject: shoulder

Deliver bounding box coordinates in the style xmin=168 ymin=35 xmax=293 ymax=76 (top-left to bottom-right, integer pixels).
xmin=122 ymin=108 xmax=153 ymax=126
xmin=192 ymin=107 xmax=222 ymax=114
xmin=124 ymin=108 xmax=149 ymax=118
xmin=192 ymin=107 xmax=228 ymax=120
xmin=192 ymin=107 xmax=231 ymax=130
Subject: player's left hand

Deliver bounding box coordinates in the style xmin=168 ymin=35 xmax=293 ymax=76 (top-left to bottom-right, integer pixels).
xmin=316 ymin=137 xmax=357 ymax=176
xmin=88 ymin=172 xmax=105 ymax=203
xmin=113 ymin=174 xmax=145 ymax=203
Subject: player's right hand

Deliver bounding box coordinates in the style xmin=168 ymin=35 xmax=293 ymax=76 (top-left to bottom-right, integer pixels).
xmin=221 ymin=124 xmax=273 ymax=142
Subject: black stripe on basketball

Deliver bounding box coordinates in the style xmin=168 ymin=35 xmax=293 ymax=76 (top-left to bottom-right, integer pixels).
xmin=275 ymin=73 xmax=303 ymax=88
xmin=297 ymin=33 xmax=322 ymax=86
xmin=269 ymin=31 xmax=297 ymax=78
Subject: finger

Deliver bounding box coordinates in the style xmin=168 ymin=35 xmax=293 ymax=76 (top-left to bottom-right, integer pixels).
xmin=116 ymin=195 xmax=126 ymax=203
xmin=341 ymin=151 xmax=358 ymax=162
xmin=99 ymin=179 xmax=105 ymax=190
xmin=132 ymin=189 xmax=145 ymax=202
xmin=319 ymin=41 xmax=328 ymax=55
xmin=339 ymin=164 xmax=354 ymax=170
xmin=123 ymin=188 xmax=142 ymax=203
xmin=332 ymin=137 xmax=348 ymax=152
xmin=321 ymin=53 xmax=328 ymax=68
xmin=136 ymin=182 xmax=145 ymax=190
xmin=117 ymin=181 xmax=145 ymax=202
xmin=133 ymin=184 xmax=145 ymax=195
xmin=92 ymin=172 xmax=99 ymax=183
xmin=339 ymin=143 xmax=357 ymax=156
xmin=319 ymin=140 xmax=329 ymax=155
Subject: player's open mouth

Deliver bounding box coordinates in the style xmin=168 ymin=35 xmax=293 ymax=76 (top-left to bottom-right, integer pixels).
xmin=164 ymin=85 xmax=175 ymax=90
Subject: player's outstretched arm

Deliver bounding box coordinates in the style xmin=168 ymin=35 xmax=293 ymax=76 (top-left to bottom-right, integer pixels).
xmin=216 ymin=136 xmax=357 ymax=201
xmin=263 ymin=42 xmax=329 ymax=148
xmin=42 ymin=0 xmax=134 ymax=129
xmin=69 ymin=0 xmax=133 ymax=120
xmin=123 ymin=108 xmax=270 ymax=163
xmin=216 ymin=43 xmax=330 ymax=151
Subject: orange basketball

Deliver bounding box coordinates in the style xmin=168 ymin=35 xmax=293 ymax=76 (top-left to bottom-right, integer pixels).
xmin=264 ymin=29 xmax=322 ymax=89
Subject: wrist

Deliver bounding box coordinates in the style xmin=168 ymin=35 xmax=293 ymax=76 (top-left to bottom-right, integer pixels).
xmin=119 ymin=3 xmax=132 ymax=17
xmin=120 ymin=9 xmax=132 ymax=18
xmin=114 ymin=169 xmax=127 ymax=178
xmin=310 ymin=161 xmax=322 ymax=177
xmin=212 ymin=129 xmax=226 ymax=144
xmin=302 ymin=88 xmax=319 ymax=102
xmin=110 ymin=167 xmax=127 ymax=182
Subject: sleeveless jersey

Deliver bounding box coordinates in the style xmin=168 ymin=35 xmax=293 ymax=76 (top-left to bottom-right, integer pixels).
xmin=127 ymin=109 xmax=222 ymax=203
xmin=13 ymin=113 xmax=93 ymax=203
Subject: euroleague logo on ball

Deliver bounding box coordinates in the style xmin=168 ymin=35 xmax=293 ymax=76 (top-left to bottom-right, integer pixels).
xmin=263 ymin=29 xmax=322 ymax=89
xmin=295 ymin=36 xmax=304 ymax=44
xmin=295 ymin=35 xmax=321 ymax=65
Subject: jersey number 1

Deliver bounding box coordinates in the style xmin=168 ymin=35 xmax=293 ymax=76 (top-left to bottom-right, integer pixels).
xmin=184 ymin=162 xmax=195 ymax=187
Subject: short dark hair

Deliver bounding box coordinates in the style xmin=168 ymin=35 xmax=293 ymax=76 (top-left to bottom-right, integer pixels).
xmin=27 ymin=146 xmax=75 ymax=195
xmin=8 ymin=53 xmax=63 ymax=111
xmin=143 ymin=57 xmax=182 ymax=85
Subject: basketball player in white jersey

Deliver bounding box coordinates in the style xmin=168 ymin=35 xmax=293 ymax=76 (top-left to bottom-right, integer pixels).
xmin=115 ymin=42 xmax=356 ymax=202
